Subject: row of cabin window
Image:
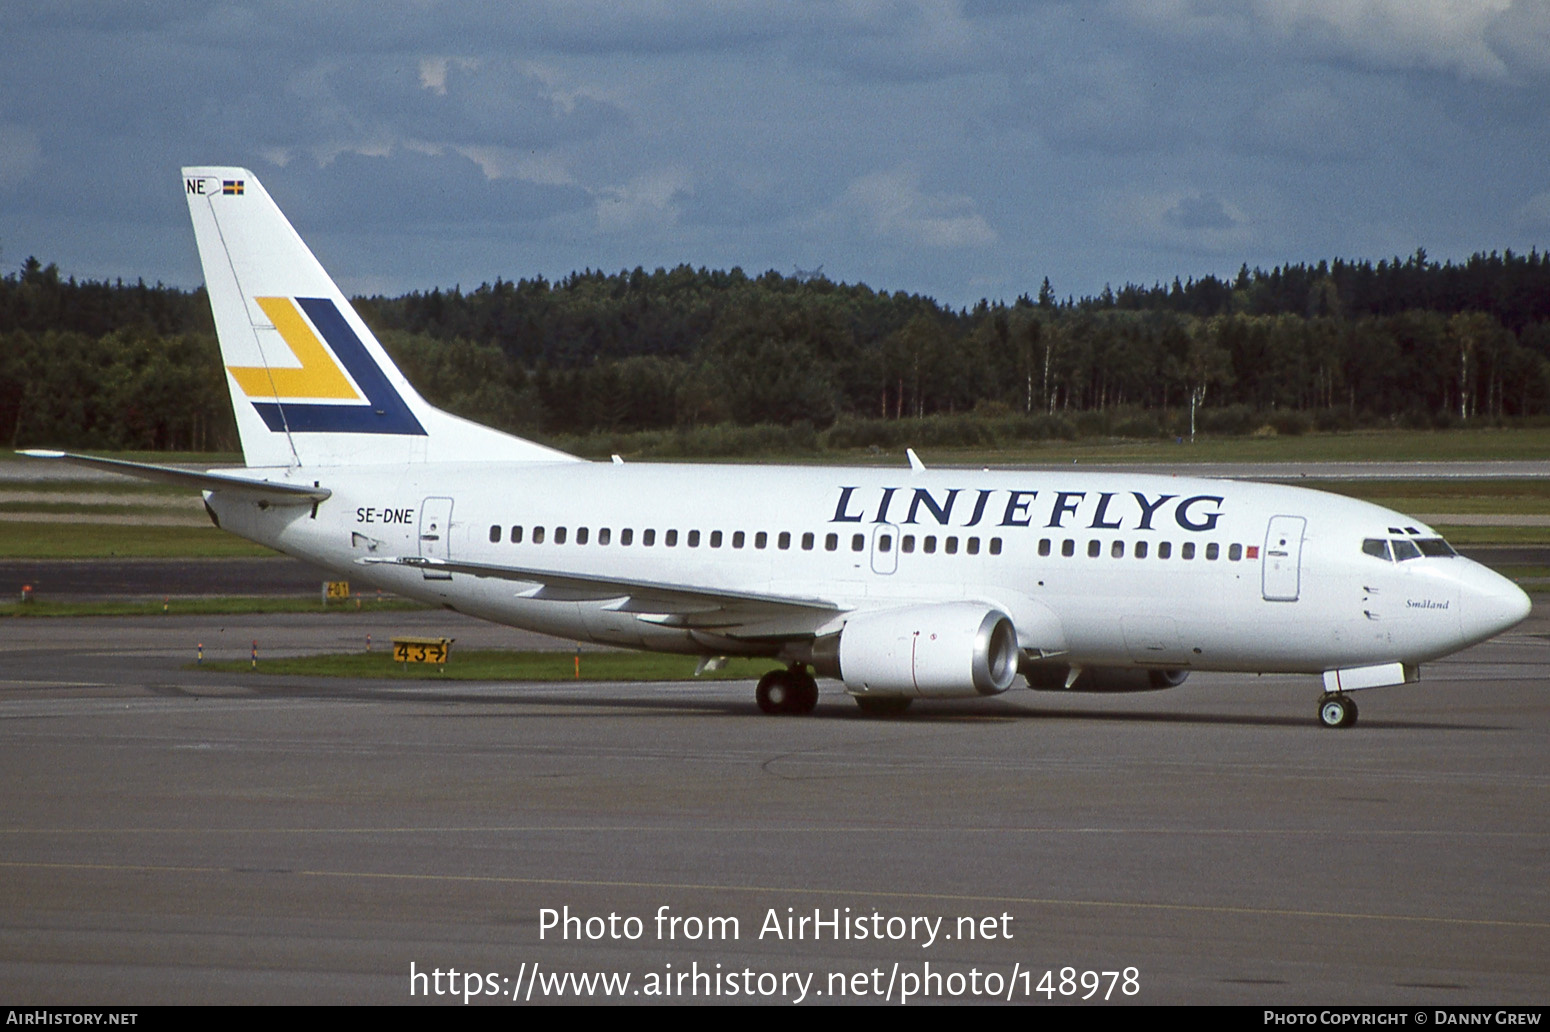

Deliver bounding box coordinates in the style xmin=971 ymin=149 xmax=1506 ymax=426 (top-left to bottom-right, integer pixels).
xmin=1037 ymin=538 xmax=1252 ymax=561
xmin=487 ymin=522 xmax=1248 ymax=562
xmin=489 ymin=523 xmax=1006 ymax=555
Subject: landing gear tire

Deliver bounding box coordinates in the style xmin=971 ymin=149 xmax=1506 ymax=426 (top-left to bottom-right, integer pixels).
xmin=757 ymin=668 xmax=819 ymax=715
xmin=854 ymin=696 xmax=912 ymax=717
xmin=756 ymin=671 xmax=791 ymax=715
xmin=1319 ymin=694 xmax=1358 ymax=728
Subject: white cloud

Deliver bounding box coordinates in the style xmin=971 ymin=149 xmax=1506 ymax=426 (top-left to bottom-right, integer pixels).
xmin=1129 ymin=0 xmax=1537 ymax=81
xmin=596 ymin=168 xmax=690 ymax=232
xmin=417 ymin=56 xmax=478 ymax=96
xmin=1256 ymin=0 xmax=1515 ymax=79
xmin=840 ymin=169 xmax=997 ymax=248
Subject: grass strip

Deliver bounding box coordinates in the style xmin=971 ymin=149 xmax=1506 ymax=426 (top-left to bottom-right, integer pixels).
xmin=0 ymin=502 xmax=202 ymax=516
xmin=0 ymin=597 xmax=429 ymax=618
xmin=0 ymin=523 xmax=278 ymax=558
xmin=191 ymin=649 xmax=771 ymax=682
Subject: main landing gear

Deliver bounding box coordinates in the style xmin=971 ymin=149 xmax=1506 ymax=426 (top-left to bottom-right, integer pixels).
xmin=1318 ymin=693 xmax=1359 ymax=729
xmin=756 ymin=666 xmax=820 ymax=715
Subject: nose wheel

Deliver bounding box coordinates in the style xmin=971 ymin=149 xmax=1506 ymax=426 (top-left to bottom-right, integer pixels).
xmin=1318 ymin=693 xmax=1358 ymax=728
xmin=756 ymin=667 xmax=820 ymax=715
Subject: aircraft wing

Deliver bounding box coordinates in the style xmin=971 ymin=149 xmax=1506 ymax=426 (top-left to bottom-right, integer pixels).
xmin=358 ymin=555 xmax=842 ymax=635
xmin=20 ymin=451 xmax=331 ymax=505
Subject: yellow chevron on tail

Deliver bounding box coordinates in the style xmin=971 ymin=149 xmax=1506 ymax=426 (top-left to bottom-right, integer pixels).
xmin=225 ymin=297 xmax=360 ymax=402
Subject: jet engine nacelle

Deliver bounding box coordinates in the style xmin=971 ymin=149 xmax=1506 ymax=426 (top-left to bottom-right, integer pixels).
xmin=839 ymin=602 xmax=1020 ymax=698
xmin=1023 ymin=661 xmax=1189 ymax=693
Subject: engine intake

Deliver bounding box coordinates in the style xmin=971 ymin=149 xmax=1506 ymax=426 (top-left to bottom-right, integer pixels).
xmin=838 ymin=602 xmax=1020 ymax=698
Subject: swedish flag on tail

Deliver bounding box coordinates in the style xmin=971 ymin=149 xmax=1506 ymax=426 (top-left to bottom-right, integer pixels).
xmin=182 ymin=166 xmax=576 ymax=469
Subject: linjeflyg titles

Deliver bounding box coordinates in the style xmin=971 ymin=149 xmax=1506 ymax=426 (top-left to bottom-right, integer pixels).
xmin=829 ymin=485 xmax=1224 ymax=533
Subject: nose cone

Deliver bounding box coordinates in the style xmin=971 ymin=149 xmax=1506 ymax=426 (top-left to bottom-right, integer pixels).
xmin=1460 ymin=563 xmax=1532 ymax=644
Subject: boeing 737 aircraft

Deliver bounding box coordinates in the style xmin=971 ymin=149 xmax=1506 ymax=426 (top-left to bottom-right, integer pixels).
xmin=25 ymin=167 xmax=1534 ymax=727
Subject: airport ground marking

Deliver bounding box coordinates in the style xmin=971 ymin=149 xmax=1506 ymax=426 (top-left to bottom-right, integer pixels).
xmin=2 ymin=858 xmax=1547 ymax=932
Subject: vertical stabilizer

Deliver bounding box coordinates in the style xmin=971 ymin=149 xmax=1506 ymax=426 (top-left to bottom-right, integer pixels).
xmin=182 ymin=166 xmax=577 ymax=467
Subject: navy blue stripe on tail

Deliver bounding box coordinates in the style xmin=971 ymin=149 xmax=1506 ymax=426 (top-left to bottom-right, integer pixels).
xmin=251 ymin=298 xmax=426 ymax=436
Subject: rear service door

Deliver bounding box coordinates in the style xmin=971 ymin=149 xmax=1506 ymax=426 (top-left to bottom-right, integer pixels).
xmin=418 ymin=496 xmax=454 ymax=580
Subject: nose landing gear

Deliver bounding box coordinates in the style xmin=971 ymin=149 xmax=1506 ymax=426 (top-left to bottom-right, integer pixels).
xmin=1318 ymin=693 xmax=1359 ymax=728
xmin=756 ymin=665 xmax=820 ymax=715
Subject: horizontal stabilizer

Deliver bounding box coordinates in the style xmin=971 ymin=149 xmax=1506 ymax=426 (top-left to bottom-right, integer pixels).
xmin=20 ymin=451 xmax=331 ymax=504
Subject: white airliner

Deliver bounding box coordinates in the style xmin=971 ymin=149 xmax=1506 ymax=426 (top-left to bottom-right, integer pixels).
xmin=25 ymin=167 xmax=1534 ymax=727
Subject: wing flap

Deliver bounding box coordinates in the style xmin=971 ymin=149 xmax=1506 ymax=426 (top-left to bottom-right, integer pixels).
xmin=359 ymin=555 xmax=841 ymax=631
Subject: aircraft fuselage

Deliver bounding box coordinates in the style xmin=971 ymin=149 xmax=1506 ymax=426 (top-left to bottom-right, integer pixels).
xmin=207 ymin=462 xmax=1528 ymax=677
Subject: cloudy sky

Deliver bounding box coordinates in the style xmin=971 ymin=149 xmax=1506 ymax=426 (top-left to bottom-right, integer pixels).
xmin=2 ymin=1 xmax=1548 ymax=308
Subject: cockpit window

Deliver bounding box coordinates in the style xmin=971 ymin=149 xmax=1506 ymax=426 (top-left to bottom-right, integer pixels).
xmin=1416 ymin=538 xmax=1457 ymax=558
xmin=1391 ymin=538 xmax=1422 ymax=561
xmin=1362 ymin=538 xmax=1392 ymax=561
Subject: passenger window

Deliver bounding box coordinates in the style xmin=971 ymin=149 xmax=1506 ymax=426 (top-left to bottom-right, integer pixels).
xmin=966 ymin=537 xmax=979 ymax=555
xmin=1111 ymin=540 xmax=1124 ymax=558
xmin=710 ymin=531 xmax=722 ymax=548
xmin=489 ymin=525 xmax=501 ymax=543
xmin=621 ymin=528 xmax=633 ymax=546
xmin=576 ymin=527 xmax=589 ymax=545
xmin=666 ymin=530 xmax=679 ymax=547
xmin=1228 ymin=543 xmax=1242 ymax=561
xmin=851 ymin=533 xmax=865 ymax=552
xmin=753 ymin=531 xmax=765 ymax=549
xmin=778 ymin=532 xmax=791 ymax=550
xmin=642 ymin=529 xmax=655 ymax=546
xmin=878 ymin=534 xmax=892 ymax=553
xmin=1038 ymin=539 xmax=1051 ymax=557
xmin=555 ymin=526 xmax=568 ymax=545
xmin=902 ymin=535 xmax=916 ymax=553
xmin=533 ymin=526 xmax=546 ymax=544
xmin=825 ymin=533 xmax=838 ymax=552
xmin=1087 ymin=540 xmax=1101 ymax=558
xmin=732 ymin=531 xmax=743 ymax=548
xmin=1392 ymin=539 xmax=1421 ymax=561
xmin=1205 ymin=543 xmax=1219 ymax=560
xmin=511 ymin=525 xmax=523 ymax=544
xmin=687 ymin=530 xmax=700 ymax=547
xmin=599 ymin=528 xmax=611 ymax=545
xmin=945 ymin=537 xmax=958 ymax=555
xmin=989 ymin=537 xmax=1002 ymax=555
xmin=1158 ymin=541 xmax=1170 ymax=559
xmin=802 ymin=532 xmax=814 ymax=550
xmin=1181 ymin=542 xmax=1195 ymax=559
xmin=923 ymin=536 xmax=937 ymax=554
xmin=1061 ymin=539 xmax=1075 ymax=557
xmin=1135 ymin=541 xmax=1148 ymax=559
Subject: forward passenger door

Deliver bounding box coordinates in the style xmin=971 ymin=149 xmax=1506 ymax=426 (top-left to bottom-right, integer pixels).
xmin=1262 ymin=515 xmax=1306 ymax=602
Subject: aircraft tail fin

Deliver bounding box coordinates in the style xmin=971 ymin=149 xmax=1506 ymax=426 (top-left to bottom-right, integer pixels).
xmin=182 ymin=166 xmax=578 ymax=468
